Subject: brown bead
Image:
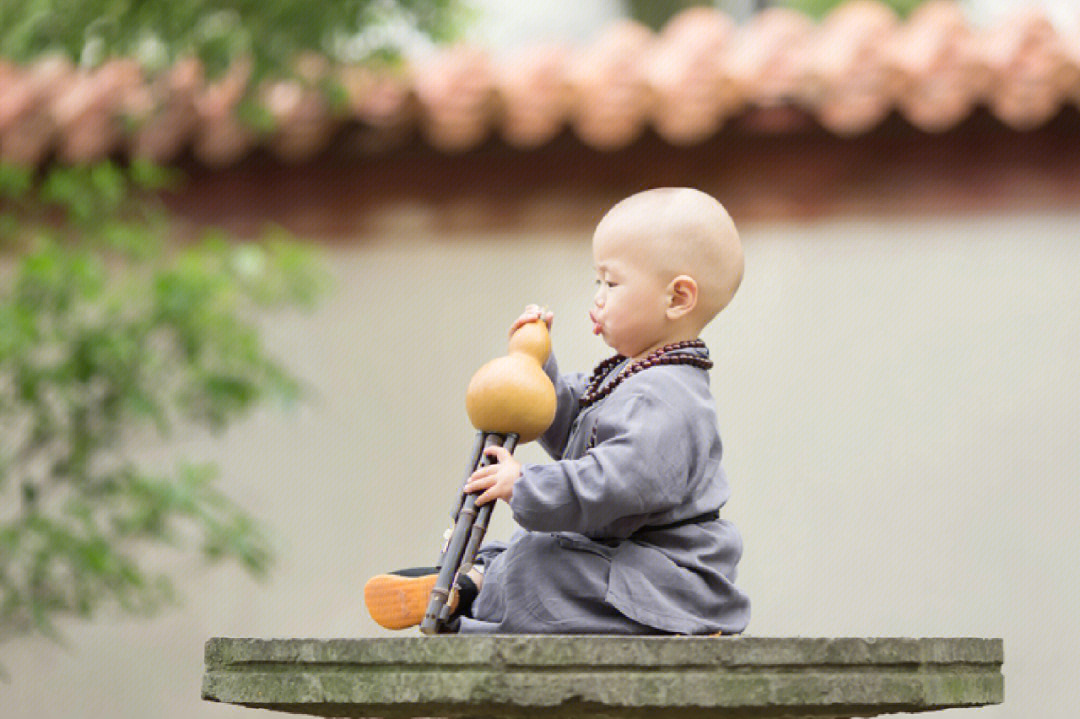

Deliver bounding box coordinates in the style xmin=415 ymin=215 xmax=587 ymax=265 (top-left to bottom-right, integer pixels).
xmin=580 ymin=342 xmax=711 ymax=408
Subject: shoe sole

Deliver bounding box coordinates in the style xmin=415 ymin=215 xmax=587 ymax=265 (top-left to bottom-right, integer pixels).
xmin=364 ymin=573 xmax=438 ymax=630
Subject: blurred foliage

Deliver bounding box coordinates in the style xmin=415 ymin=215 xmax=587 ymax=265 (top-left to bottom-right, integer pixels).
xmin=624 ymin=0 xmax=712 ymax=30
xmin=0 ymin=161 xmax=329 ymax=646
xmin=0 ymin=0 xmax=466 ymax=80
xmin=0 ymin=0 xmax=465 ymax=654
xmin=625 ymin=0 xmax=928 ymax=26
xmin=774 ymin=0 xmax=926 ymax=19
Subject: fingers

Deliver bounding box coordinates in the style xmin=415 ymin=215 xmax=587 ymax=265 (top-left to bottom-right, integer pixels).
xmin=511 ymin=307 xmax=540 ymax=331
xmin=525 ymin=306 xmax=553 ymax=329
xmin=483 ymin=446 xmax=511 ymax=462
xmin=473 ymin=475 xmax=512 ymax=506
xmin=467 ymin=461 xmax=507 ymax=484
xmin=465 ymin=446 xmax=520 ymax=506
xmin=464 ymin=473 xmax=494 ymax=493
xmin=468 ymin=466 xmax=498 ymax=483
xmin=468 ymin=449 xmax=508 ymax=481
xmin=510 ymin=305 xmax=554 ymax=336
xmin=463 ymin=474 xmax=500 ymax=506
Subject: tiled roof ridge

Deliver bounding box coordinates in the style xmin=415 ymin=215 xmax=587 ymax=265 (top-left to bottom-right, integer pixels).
xmin=1 ymin=0 xmax=1079 ymax=167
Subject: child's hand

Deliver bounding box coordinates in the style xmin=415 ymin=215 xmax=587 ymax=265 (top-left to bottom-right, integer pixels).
xmin=464 ymin=446 xmax=521 ymax=506
xmin=509 ymin=304 xmax=553 ymax=338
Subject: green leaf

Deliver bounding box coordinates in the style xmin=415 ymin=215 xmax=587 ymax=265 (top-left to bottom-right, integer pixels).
xmin=129 ymin=159 xmax=181 ymax=192
xmin=235 ymin=98 xmax=277 ymax=134
xmin=0 ymin=163 xmax=33 ymax=200
xmin=319 ymin=77 xmax=350 ymax=114
xmin=0 ymin=2 xmax=383 ymax=650
xmin=773 ymin=0 xmax=923 ymax=20
xmin=88 ymin=162 xmax=127 ymax=213
xmin=0 ymin=212 xmax=20 ymax=244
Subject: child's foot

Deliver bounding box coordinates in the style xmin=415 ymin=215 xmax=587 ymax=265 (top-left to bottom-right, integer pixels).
xmin=363 ymin=567 xmax=481 ymax=630
xmin=364 ymin=567 xmax=439 ymax=630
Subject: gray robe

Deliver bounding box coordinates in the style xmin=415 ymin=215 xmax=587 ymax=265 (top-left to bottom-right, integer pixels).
xmin=458 ymin=348 xmax=750 ymax=635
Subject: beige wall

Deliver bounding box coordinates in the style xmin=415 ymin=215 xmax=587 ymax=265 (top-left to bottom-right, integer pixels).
xmin=5 ymin=211 xmax=1079 ymax=718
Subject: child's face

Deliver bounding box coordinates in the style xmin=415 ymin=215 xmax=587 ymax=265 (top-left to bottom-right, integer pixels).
xmin=590 ymin=230 xmax=670 ymax=359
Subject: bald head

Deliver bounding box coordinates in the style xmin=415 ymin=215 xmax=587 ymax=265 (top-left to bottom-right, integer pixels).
xmin=594 ymin=188 xmax=743 ymax=326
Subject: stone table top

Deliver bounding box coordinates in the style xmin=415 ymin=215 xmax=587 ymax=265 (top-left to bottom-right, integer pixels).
xmin=202 ymin=635 xmax=1003 ymax=718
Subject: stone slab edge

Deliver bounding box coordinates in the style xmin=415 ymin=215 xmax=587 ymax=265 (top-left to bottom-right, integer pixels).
xmin=203 ymin=636 xmax=1003 ymax=718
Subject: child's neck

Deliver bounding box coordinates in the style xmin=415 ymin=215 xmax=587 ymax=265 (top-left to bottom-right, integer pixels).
xmin=629 ymin=333 xmax=703 ymax=361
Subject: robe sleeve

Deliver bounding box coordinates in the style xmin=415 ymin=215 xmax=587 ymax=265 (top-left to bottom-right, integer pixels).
xmin=536 ymin=352 xmax=586 ymax=460
xmin=510 ymin=384 xmax=693 ymax=535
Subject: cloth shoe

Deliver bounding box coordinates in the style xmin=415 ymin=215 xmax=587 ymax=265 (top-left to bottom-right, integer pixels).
xmin=364 ymin=566 xmax=477 ymax=630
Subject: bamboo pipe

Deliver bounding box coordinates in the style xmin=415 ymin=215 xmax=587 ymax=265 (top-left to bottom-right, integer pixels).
xmin=420 ymin=321 xmax=556 ymax=634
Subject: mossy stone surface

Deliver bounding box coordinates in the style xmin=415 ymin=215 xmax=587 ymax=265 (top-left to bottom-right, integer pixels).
xmin=203 ymin=636 xmax=1003 ymax=718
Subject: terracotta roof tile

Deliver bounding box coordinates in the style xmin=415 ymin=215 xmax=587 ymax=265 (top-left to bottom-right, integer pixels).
xmin=885 ymin=0 xmax=978 ymax=131
xmin=337 ymin=64 xmax=413 ymax=153
xmin=126 ymin=58 xmax=201 ymax=163
xmin=2 ymin=0 xmax=1080 ymax=166
xmin=0 ymin=56 xmax=70 ymax=166
xmin=975 ymin=8 xmax=1071 ymax=129
xmin=806 ymin=1 xmax=901 ymax=135
xmin=645 ymin=7 xmax=736 ymax=144
xmin=566 ymin=20 xmax=654 ymax=149
xmin=497 ymin=44 xmax=572 ymax=148
xmin=412 ymin=44 xmax=495 ymax=151
xmin=724 ymin=8 xmax=815 ymax=109
xmin=192 ymin=59 xmax=256 ymax=166
xmin=1065 ymin=28 xmax=1080 ymax=106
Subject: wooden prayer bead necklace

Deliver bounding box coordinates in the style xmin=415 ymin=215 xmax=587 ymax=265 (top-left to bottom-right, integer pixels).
xmin=579 ymin=339 xmax=712 ymax=408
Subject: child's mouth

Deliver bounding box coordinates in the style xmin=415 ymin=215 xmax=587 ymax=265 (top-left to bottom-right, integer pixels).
xmin=589 ymin=312 xmax=602 ymax=335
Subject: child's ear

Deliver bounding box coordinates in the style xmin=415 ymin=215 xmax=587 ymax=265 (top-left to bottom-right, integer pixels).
xmin=666 ymin=275 xmax=698 ymax=319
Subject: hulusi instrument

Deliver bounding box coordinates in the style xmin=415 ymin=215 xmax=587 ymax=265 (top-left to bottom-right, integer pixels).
xmin=420 ymin=320 xmax=557 ymax=634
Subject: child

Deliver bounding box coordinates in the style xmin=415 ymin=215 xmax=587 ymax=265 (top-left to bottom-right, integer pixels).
xmin=366 ymin=187 xmax=750 ymax=635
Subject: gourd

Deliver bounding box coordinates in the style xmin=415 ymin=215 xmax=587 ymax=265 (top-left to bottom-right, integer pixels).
xmin=465 ymin=320 xmax=556 ymax=442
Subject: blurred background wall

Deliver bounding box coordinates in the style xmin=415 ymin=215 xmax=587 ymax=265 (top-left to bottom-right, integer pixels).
xmin=6 ymin=206 xmax=1078 ymax=719
xmin=3 ymin=1 xmax=1080 ymax=718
